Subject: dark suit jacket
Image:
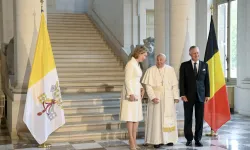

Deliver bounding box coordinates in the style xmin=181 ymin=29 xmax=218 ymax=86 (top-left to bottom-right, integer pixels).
xmin=179 ymin=60 xmax=210 ymax=102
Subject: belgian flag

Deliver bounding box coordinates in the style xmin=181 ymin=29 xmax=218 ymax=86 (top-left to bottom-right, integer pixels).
xmin=204 ymin=16 xmax=231 ymax=132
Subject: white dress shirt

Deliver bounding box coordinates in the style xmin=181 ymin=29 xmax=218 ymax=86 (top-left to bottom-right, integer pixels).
xmin=191 ymin=60 xmax=199 ymax=73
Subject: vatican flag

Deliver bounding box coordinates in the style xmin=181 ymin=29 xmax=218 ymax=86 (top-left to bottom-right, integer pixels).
xmin=23 ymin=12 xmax=65 ymax=144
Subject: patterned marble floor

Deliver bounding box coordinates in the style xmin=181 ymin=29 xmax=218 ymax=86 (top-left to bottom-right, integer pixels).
xmin=1 ymin=114 xmax=250 ymax=150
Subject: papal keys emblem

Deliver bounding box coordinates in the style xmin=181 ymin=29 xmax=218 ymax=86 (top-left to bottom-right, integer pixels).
xmin=37 ymin=81 xmax=63 ymax=120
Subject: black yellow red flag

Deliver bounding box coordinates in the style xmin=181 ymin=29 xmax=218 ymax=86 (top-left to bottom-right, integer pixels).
xmin=204 ymin=16 xmax=231 ymax=132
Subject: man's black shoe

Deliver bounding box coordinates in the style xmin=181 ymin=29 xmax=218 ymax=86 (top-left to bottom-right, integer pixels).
xmin=186 ymin=141 xmax=192 ymax=146
xmin=195 ymin=141 xmax=203 ymax=147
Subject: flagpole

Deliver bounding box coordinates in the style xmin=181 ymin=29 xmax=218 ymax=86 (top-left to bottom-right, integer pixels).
xmin=40 ymin=0 xmax=44 ymax=12
xmin=205 ymin=5 xmax=218 ymax=137
xmin=37 ymin=0 xmax=52 ymax=147
xmin=210 ymin=5 xmax=214 ymax=16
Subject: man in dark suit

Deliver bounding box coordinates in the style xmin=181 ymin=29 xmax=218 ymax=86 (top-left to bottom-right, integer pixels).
xmin=179 ymin=46 xmax=210 ymax=147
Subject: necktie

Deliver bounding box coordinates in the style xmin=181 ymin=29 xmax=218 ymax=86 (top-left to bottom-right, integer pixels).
xmin=194 ymin=62 xmax=198 ymax=77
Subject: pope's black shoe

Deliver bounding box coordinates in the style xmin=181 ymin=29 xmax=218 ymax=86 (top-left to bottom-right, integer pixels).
xmin=153 ymin=144 xmax=161 ymax=148
xmin=166 ymin=143 xmax=174 ymax=146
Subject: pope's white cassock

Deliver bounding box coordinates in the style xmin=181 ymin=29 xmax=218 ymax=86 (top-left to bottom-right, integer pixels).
xmin=142 ymin=64 xmax=179 ymax=145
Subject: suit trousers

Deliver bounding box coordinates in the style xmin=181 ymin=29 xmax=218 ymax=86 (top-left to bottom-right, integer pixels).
xmin=183 ymin=95 xmax=204 ymax=142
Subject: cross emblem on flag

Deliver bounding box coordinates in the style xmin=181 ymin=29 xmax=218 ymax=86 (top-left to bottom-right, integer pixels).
xmin=37 ymin=81 xmax=63 ymax=121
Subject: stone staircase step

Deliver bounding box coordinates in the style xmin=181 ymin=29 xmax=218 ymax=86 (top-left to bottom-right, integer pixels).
xmin=48 ymin=16 xmax=89 ymax=19
xmin=52 ymin=43 xmax=107 ymax=47
xmin=48 ymin=24 xmax=95 ymax=29
xmin=51 ymin=40 xmax=106 ymax=44
xmin=55 ymin=58 xmax=117 ymax=63
xmin=48 ymin=21 xmax=92 ymax=25
xmin=49 ymin=28 xmax=98 ymax=33
xmin=56 ymin=62 xmax=121 ymax=68
xmin=59 ymin=72 xmax=123 ymax=77
xmin=47 ymin=18 xmax=91 ymax=22
xmin=59 ymin=76 xmax=124 ymax=82
xmin=52 ymin=47 xmax=110 ymax=51
xmin=50 ymin=36 xmax=102 ymax=40
xmin=50 ymin=128 xmax=144 ymax=142
xmin=48 ymin=21 xmax=90 ymax=24
xmin=63 ymin=98 xmax=120 ymax=107
xmin=19 ymin=128 xmax=145 ymax=142
xmin=48 ymin=25 xmax=95 ymax=29
xmin=62 ymin=92 xmax=121 ymax=102
xmin=49 ymin=26 xmax=95 ymax=30
xmin=60 ymin=81 xmax=123 ymax=87
xmin=47 ymin=17 xmax=89 ymax=20
xmin=48 ymin=13 xmax=88 ymax=18
xmin=50 ymin=34 xmax=101 ymax=38
xmin=48 ymin=13 xmax=88 ymax=16
xmin=56 ymin=121 xmax=144 ymax=132
xmin=63 ymin=104 xmax=120 ymax=114
xmin=50 ymin=37 xmax=104 ymax=41
xmin=54 ymin=54 xmax=114 ymax=59
xmin=65 ymin=112 xmax=120 ymax=123
xmin=48 ymin=15 xmax=88 ymax=18
xmin=53 ymin=46 xmax=108 ymax=50
xmin=53 ymin=50 xmax=112 ymax=55
xmin=47 ymin=17 xmax=88 ymax=20
xmin=61 ymin=86 xmax=122 ymax=93
xmin=48 ymin=23 xmax=94 ymax=28
xmin=62 ymin=92 xmax=120 ymax=99
xmin=57 ymin=67 xmax=123 ymax=73
xmin=63 ymin=94 xmax=120 ymax=106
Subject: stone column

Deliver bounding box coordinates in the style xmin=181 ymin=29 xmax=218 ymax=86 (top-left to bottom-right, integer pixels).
xmin=154 ymin=0 xmax=170 ymax=63
xmin=170 ymin=0 xmax=196 ymax=71
xmin=196 ymin=0 xmax=214 ymax=59
xmin=1 ymin=0 xmax=14 ymax=90
xmin=154 ymin=0 xmax=196 ymax=70
xmin=154 ymin=0 xmax=195 ymax=121
xmin=7 ymin=0 xmax=47 ymax=139
xmin=169 ymin=0 xmax=196 ymax=123
xmin=14 ymin=0 xmax=47 ymax=90
xmin=235 ymin=0 xmax=250 ymax=116
xmin=1 ymin=0 xmax=14 ymax=46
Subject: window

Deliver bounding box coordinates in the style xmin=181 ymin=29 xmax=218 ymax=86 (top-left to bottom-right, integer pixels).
xmin=146 ymin=10 xmax=154 ymax=38
xmin=230 ymin=0 xmax=237 ymax=78
xmin=217 ymin=2 xmax=228 ymax=78
xmin=217 ymin=0 xmax=237 ymax=82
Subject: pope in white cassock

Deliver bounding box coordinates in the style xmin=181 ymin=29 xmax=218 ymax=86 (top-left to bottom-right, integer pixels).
xmin=142 ymin=53 xmax=179 ymax=148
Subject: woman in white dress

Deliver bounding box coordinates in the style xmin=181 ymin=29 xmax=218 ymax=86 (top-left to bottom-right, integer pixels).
xmin=120 ymin=46 xmax=147 ymax=150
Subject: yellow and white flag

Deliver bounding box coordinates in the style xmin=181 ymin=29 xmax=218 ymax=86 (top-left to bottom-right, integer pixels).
xmin=23 ymin=12 xmax=65 ymax=144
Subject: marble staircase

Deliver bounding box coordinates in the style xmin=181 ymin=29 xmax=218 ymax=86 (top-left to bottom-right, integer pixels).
xmin=18 ymin=13 xmax=145 ymax=143
xmin=48 ymin=13 xmax=124 ymax=93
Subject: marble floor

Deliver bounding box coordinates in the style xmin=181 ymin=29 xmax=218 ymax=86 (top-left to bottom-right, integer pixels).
xmin=1 ymin=114 xmax=250 ymax=150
